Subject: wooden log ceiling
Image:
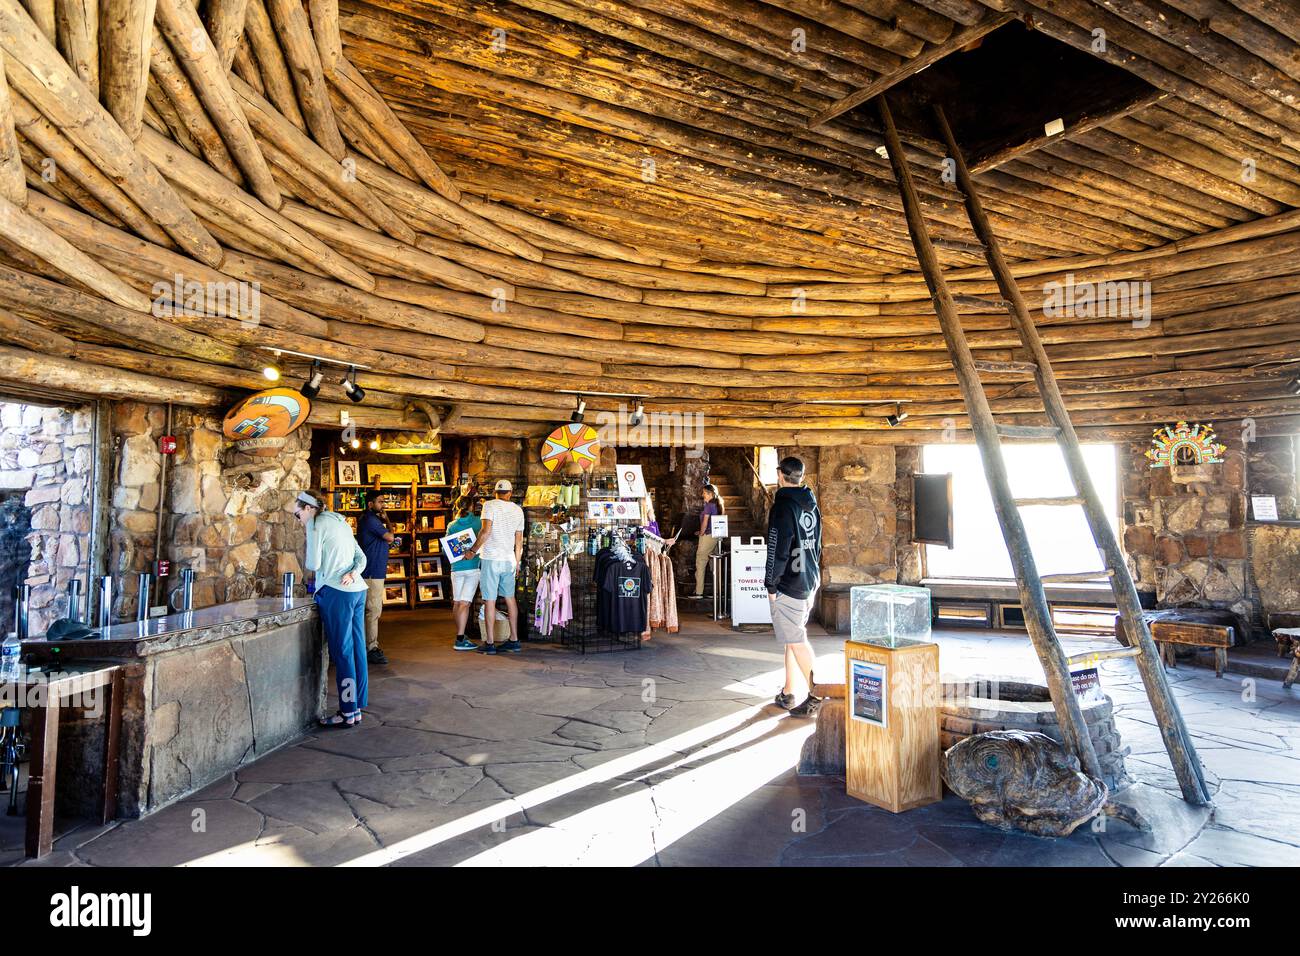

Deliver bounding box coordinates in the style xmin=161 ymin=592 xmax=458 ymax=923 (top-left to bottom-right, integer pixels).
xmin=0 ymin=0 xmax=1295 ymax=444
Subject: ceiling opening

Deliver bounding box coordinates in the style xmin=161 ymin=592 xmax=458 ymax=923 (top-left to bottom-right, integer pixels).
xmin=860 ymin=20 xmax=1158 ymax=167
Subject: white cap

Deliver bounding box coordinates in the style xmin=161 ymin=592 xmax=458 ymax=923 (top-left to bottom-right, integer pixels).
xmin=494 ymin=479 xmax=512 ymax=492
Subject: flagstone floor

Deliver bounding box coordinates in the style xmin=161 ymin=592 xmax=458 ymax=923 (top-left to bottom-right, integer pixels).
xmin=6 ymin=610 xmax=1300 ymax=867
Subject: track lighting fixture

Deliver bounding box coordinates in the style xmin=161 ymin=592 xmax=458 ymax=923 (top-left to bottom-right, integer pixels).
xmin=369 ymin=437 xmax=380 ymax=451
xmin=301 ymin=360 xmax=324 ymax=399
xmin=351 ymin=438 xmax=361 ymax=450
xmin=1290 ymin=376 xmax=1300 ymax=396
xmin=570 ymin=396 xmax=586 ymax=424
xmin=342 ymin=367 xmax=365 ymax=403
xmin=262 ymin=362 xmax=281 ymax=383
xmin=629 ymin=399 xmax=645 ymax=426
xmin=886 ymin=404 xmax=908 ymax=428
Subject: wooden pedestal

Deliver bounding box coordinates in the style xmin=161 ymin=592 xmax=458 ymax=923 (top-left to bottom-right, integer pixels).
xmin=844 ymin=639 xmax=941 ymax=814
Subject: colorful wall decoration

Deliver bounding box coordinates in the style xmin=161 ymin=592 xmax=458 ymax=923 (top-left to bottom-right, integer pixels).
xmin=1146 ymin=421 xmax=1227 ymax=468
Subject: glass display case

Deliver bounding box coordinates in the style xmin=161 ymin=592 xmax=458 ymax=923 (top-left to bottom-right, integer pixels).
xmin=850 ymin=584 xmax=932 ymax=648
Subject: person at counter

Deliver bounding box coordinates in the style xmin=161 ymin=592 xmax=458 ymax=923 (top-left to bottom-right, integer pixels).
xmin=294 ymin=490 xmax=369 ymax=728
xmin=357 ymin=496 xmax=394 ymax=666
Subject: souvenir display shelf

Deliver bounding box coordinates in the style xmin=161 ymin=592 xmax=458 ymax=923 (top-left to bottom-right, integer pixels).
xmin=320 ymin=452 xmax=459 ymax=609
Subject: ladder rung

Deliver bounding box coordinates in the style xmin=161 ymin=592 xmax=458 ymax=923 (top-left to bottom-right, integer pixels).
xmin=974 ymin=359 xmax=1037 ymax=376
xmin=1014 ymin=495 xmax=1084 ymax=507
xmin=1041 ymin=569 xmax=1116 ymax=583
xmin=996 ymin=423 xmax=1060 ymax=439
xmin=1067 ymin=646 xmax=1142 ymax=665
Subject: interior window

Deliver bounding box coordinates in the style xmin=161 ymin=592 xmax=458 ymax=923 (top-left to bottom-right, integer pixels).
xmin=921 ymin=443 xmax=1119 ymax=581
xmin=756 ymin=446 xmax=779 ymax=487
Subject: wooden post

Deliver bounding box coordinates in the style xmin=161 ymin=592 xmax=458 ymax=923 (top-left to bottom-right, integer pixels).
xmin=933 ymin=104 xmax=1211 ymax=806
xmin=876 ymin=94 xmax=1104 ymax=782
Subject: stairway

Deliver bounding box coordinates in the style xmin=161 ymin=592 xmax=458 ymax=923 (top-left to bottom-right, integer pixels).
xmin=706 ymin=475 xmax=766 ymax=544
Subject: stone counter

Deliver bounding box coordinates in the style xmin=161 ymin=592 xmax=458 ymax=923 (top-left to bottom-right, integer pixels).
xmin=22 ymin=598 xmax=326 ymax=817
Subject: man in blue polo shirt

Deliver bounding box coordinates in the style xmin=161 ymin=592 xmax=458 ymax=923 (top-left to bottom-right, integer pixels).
xmin=358 ymin=496 xmax=394 ymax=666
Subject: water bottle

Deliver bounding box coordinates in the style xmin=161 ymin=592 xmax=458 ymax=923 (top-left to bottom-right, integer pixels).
xmin=0 ymin=633 xmax=20 ymax=683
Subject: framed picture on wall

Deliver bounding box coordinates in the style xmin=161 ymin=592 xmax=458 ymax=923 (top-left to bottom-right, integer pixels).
xmin=337 ymin=459 xmax=361 ymax=486
xmin=424 ymin=462 xmax=446 ymax=485
xmin=417 ymin=581 xmax=444 ymax=602
xmin=385 ymin=558 xmax=405 ymax=580
xmin=416 ymin=557 xmax=440 ymax=578
xmin=383 ymin=582 xmax=407 ymax=605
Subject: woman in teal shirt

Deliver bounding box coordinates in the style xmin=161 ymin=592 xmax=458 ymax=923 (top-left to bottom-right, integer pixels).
xmin=295 ymin=490 xmax=369 ymax=727
xmin=447 ymin=496 xmax=483 ymax=651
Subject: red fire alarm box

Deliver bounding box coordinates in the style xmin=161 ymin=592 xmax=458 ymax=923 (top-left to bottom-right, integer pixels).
xmin=159 ymin=435 xmax=177 ymax=455
xmin=156 ymin=559 xmax=170 ymax=578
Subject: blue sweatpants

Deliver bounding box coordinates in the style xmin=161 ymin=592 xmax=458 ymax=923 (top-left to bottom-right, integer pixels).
xmin=316 ymin=586 xmax=368 ymax=717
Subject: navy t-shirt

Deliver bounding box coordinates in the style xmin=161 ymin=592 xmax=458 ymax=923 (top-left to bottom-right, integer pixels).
xmin=357 ymin=511 xmax=391 ymax=580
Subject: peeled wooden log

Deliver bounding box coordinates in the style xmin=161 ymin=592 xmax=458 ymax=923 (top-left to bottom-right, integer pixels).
xmin=230 ymin=74 xmax=415 ymax=244
xmin=0 ymin=261 xmax=265 ymax=368
xmin=0 ymin=342 xmax=227 ymax=402
xmin=138 ymin=125 xmax=378 ymax=289
xmin=412 ymin=234 xmax=637 ymax=302
xmin=515 ymin=287 xmax=753 ymax=331
xmin=457 ymin=192 xmax=659 ymax=266
xmin=328 ymin=88 xmax=417 ymax=180
xmin=0 ymin=190 xmax=152 ymax=308
xmin=0 ymin=0 xmax=221 ymax=263
xmin=0 ymin=56 xmax=24 ymax=204
xmin=278 ymin=200 xmax=503 ymax=298
xmin=351 ymin=155 xmax=539 ymax=262
xmin=19 ymin=0 xmax=53 ymax=40
xmin=153 ymin=0 xmax=281 ymax=207
xmin=263 ymin=0 xmax=344 ymax=159
xmin=97 ymin=0 xmax=154 ymax=140
xmin=26 ymin=192 xmax=330 ymax=337
xmin=241 ymin=0 xmax=304 ymax=131
xmin=203 ymin=0 xmax=247 ymax=70
xmin=0 ymin=304 xmax=74 ymax=354
xmin=230 ymin=37 xmax=263 ymax=95
xmin=328 ymin=56 xmax=459 ymax=201
xmin=53 ymin=0 xmax=96 ymax=94
xmin=481 ymin=326 xmax=743 ymax=370
xmin=148 ymin=27 xmax=244 ymax=182
xmin=216 ymin=249 xmax=485 ymax=342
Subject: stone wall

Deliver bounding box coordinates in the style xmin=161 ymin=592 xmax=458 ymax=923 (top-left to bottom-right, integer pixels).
xmin=109 ymin=402 xmax=311 ymax=619
xmin=0 ymin=402 xmax=95 ymax=632
xmin=811 ymin=444 xmax=899 ymax=588
xmin=1117 ymin=434 xmax=1300 ymax=636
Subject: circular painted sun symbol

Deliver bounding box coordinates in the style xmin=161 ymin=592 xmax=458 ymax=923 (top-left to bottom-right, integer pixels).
xmin=541 ymin=423 xmax=600 ymax=472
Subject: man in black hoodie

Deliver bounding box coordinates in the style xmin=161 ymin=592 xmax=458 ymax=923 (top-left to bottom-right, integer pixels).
xmin=764 ymin=456 xmax=823 ymax=717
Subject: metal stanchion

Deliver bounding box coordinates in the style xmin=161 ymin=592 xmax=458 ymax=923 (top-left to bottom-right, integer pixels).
xmin=12 ymin=585 xmax=29 ymax=640
xmin=136 ymin=572 xmax=153 ymax=622
xmin=66 ymin=579 xmax=83 ymax=623
xmin=97 ymin=575 xmax=113 ymax=629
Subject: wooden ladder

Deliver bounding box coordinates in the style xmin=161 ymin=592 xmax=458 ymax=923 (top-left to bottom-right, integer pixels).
xmin=876 ymin=96 xmax=1210 ymax=806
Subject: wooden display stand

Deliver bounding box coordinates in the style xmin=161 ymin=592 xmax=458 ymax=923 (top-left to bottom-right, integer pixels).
xmin=844 ymin=638 xmax=941 ymax=813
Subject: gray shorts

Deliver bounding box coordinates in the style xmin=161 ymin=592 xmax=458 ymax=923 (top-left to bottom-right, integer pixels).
xmin=772 ymin=590 xmax=815 ymax=646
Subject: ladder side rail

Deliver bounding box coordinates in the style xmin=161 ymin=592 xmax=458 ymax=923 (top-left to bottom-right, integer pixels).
xmin=933 ymin=104 xmax=1210 ymax=806
xmin=877 ymin=96 xmax=1103 ymax=781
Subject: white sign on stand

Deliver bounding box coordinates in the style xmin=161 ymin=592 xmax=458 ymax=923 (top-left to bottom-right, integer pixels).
xmin=730 ymin=536 xmax=772 ymax=626
xmin=709 ymin=513 xmax=729 ymax=538
xmin=616 ymin=463 xmax=646 ymax=498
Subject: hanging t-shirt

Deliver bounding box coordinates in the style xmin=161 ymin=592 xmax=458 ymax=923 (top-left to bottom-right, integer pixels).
xmin=600 ymin=553 xmax=652 ymax=634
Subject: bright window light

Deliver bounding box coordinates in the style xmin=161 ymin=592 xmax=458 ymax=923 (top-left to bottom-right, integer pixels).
xmin=921 ymin=443 xmax=1119 ymax=581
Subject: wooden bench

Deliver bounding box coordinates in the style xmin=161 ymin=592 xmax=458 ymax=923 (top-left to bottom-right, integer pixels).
xmin=1271 ymin=628 xmax=1300 ymax=689
xmin=1144 ymin=609 xmax=1236 ymax=679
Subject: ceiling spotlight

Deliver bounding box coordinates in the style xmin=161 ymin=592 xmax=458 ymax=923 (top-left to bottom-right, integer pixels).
xmin=886 ymin=404 xmax=909 ymax=428
xmin=262 ymin=362 xmax=281 ymax=383
xmin=570 ymin=396 xmax=586 ymax=424
xmin=301 ymin=360 xmax=324 ymax=399
xmin=350 ymin=438 xmax=361 ymax=450
xmin=369 ymin=437 xmax=380 ymax=451
xmin=629 ymin=399 xmax=645 ymax=427
xmin=342 ymin=367 xmax=365 ymax=404
xmin=1290 ymin=376 xmax=1300 ymax=396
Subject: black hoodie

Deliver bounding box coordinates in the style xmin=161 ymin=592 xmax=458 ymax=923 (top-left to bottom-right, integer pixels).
xmin=764 ymin=485 xmax=822 ymax=600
